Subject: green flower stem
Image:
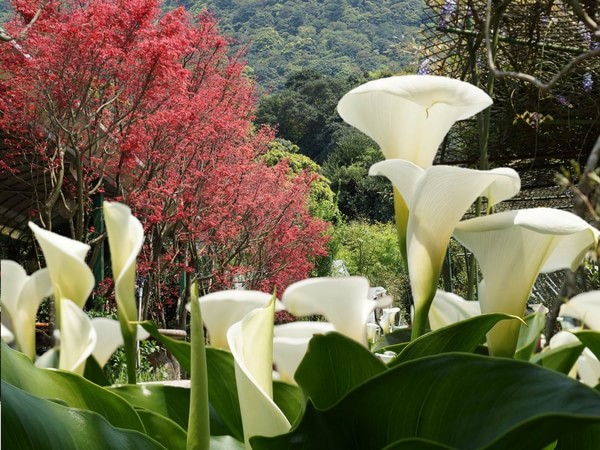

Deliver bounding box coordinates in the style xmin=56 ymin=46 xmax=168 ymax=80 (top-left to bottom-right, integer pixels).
xmin=120 ymin=323 xmax=137 ymax=385
xmin=187 ymin=282 xmax=210 ymax=450
xmin=393 ymin=188 xmax=409 ymax=269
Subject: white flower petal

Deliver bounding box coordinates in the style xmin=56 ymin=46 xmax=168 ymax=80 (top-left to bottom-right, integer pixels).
xmin=1 ymin=260 xmax=52 ymax=359
xmin=454 ymin=208 xmax=599 ymax=356
xmin=227 ymin=297 xmax=290 ymax=448
xmin=578 ymin=348 xmax=600 ymax=387
xmin=59 ymin=299 xmax=97 ymax=375
xmin=370 ymin=160 xmax=520 ymax=336
xmin=104 ymin=202 xmax=144 ymax=327
xmin=281 ymin=277 xmax=373 ymax=346
xmin=337 ymin=75 xmax=492 ymax=165
xmin=379 ymin=307 xmax=400 ymax=334
xmin=28 ymin=223 xmax=94 ymax=310
xmin=429 ymin=290 xmax=481 ymax=330
xmin=91 ymin=318 xmax=150 ymax=367
xmin=559 ymin=291 xmax=600 ymax=331
xmin=194 ymin=290 xmax=279 ymax=349
xmin=273 ymin=321 xmax=335 ymax=338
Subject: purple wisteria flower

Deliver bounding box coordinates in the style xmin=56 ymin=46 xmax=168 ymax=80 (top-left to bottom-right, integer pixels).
xmin=417 ymin=57 xmax=431 ymax=75
xmin=440 ymin=0 xmax=457 ymax=31
xmin=583 ymin=73 xmax=593 ymax=93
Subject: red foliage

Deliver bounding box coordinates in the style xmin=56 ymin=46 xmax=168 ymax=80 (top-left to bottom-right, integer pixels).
xmin=1 ymin=0 xmax=330 ymax=325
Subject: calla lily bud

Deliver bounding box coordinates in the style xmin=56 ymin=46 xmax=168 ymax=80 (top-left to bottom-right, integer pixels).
xmin=454 ymin=208 xmax=599 ymax=357
xmin=1 ymin=260 xmax=52 ymax=359
xmin=227 ymin=296 xmax=290 ymax=448
xmin=282 ymin=276 xmax=375 ymax=346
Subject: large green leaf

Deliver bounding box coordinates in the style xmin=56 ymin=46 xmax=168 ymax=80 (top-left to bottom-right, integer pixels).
xmin=514 ymin=311 xmax=546 ymax=361
xmin=252 ymin=336 xmax=600 ymax=450
xmin=109 ymin=384 xmax=191 ymax=429
xmin=136 ymin=408 xmax=187 ymax=450
xmin=574 ymin=331 xmax=600 ymax=360
xmin=371 ymin=327 xmax=412 ymax=352
xmin=273 ymin=380 xmax=304 ymax=426
xmin=1 ymin=342 xmax=144 ymax=432
xmin=532 ymin=342 xmax=585 ymax=374
xmin=555 ymin=423 xmax=600 ymax=450
xmin=390 ymin=313 xmax=516 ymax=366
xmin=295 ymin=332 xmax=387 ymax=409
xmin=1 ymin=381 xmax=165 ymax=450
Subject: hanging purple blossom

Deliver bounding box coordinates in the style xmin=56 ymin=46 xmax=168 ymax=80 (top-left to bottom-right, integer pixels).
xmin=582 ymin=73 xmax=593 ymax=93
xmin=440 ymin=0 xmax=457 ymax=31
xmin=417 ymin=58 xmax=431 ymax=75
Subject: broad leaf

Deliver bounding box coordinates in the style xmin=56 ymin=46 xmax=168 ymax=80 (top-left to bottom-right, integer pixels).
xmin=390 ymin=313 xmax=516 ymax=366
xmin=136 ymin=408 xmax=187 ymax=450
xmin=253 ymin=340 xmax=600 ymax=450
xmin=273 ymin=380 xmax=304 ymax=426
xmin=83 ymin=354 xmax=112 ymax=386
xmin=574 ymin=331 xmax=600 ymax=360
xmin=371 ymin=326 xmax=412 ymax=352
xmin=514 ymin=311 xmax=546 ymax=361
xmin=532 ymin=342 xmax=585 ymax=374
xmin=295 ymin=332 xmax=386 ymax=409
xmin=109 ymin=384 xmax=191 ymax=429
xmin=1 ymin=381 xmax=165 ymax=450
xmin=1 ymin=342 xmax=144 ymax=432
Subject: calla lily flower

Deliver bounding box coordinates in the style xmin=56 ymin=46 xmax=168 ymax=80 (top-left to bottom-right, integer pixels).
xmin=90 ymin=318 xmax=150 ymax=367
xmin=1 ymin=260 xmax=52 ymax=359
xmin=103 ymin=202 xmax=144 ymax=333
xmin=559 ymin=291 xmax=600 ymax=330
xmin=227 ymin=296 xmax=290 ymax=448
xmin=379 ymin=307 xmax=400 ymax=334
xmin=454 ymin=208 xmax=599 ymax=357
xmin=28 ymin=222 xmax=95 ymax=318
xmin=367 ymin=323 xmax=380 ymax=343
xmin=338 ymin=75 xmax=493 ymax=266
xmin=337 ymin=75 xmax=493 ymax=166
xmin=273 ymin=322 xmax=335 ymax=383
xmin=429 ymin=290 xmax=481 ymax=331
xmin=370 ymin=159 xmax=520 ymax=338
xmin=59 ymin=299 xmax=97 ymax=375
xmin=189 ymin=290 xmax=285 ymax=350
xmin=281 ymin=276 xmax=385 ymax=347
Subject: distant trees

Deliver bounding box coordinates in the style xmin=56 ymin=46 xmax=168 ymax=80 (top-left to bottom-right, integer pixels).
xmin=1 ymin=0 xmax=330 ymax=327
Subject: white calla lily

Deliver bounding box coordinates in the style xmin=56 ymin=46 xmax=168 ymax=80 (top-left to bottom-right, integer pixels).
xmin=227 ymin=296 xmax=290 ymax=448
xmin=59 ymin=299 xmax=97 ymax=375
xmin=454 ymin=208 xmax=599 ymax=357
xmin=90 ymin=318 xmax=150 ymax=367
xmin=28 ymin=223 xmax=94 ymax=318
xmin=281 ymin=276 xmax=375 ymax=346
xmin=429 ymin=290 xmax=481 ymax=331
xmin=103 ymin=202 xmax=144 ymax=331
xmin=190 ymin=290 xmax=284 ymax=350
xmin=559 ymin=291 xmax=600 ymax=330
xmin=1 ymin=260 xmax=52 ymax=359
xmin=273 ymin=322 xmax=335 ymax=383
xmin=337 ymin=75 xmax=492 ymax=166
xmin=379 ymin=307 xmax=400 ymax=334
xmin=549 ymin=331 xmax=600 ymax=387
xmin=370 ymin=160 xmax=520 ymax=338
xmin=367 ymin=323 xmax=380 ymax=343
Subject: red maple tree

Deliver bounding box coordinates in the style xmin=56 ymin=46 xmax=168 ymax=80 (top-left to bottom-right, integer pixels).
xmin=1 ymin=0 xmax=330 ymax=327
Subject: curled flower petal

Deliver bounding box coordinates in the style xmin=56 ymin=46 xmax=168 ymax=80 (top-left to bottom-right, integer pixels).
xmin=191 ymin=290 xmax=283 ymax=350
xmin=28 ymin=223 xmax=94 ymax=313
xmin=379 ymin=307 xmax=400 ymax=334
xmin=337 ymin=75 xmax=492 ymax=166
xmin=429 ymin=290 xmax=481 ymax=330
xmin=59 ymin=299 xmax=97 ymax=375
xmin=103 ymin=202 xmax=144 ymax=330
xmin=454 ymin=208 xmax=599 ymax=357
xmin=227 ymin=296 xmax=290 ymax=448
xmin=282 ymin=277 xmax=374 ymax=346
xmin=559 ymin=291 xmax=600 ymax=330
xmin=2 ymin=323 xmax=15 ymax=344
xmin=370 ymin=160 xmax=520 ymax=338
xmin=91 ymin=318 xmax=150 ymax=367
xmin=1 ymin=260 xmax=52 ymax=359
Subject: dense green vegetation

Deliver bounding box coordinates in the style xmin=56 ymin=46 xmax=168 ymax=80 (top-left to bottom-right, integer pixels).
xmin=169 ymin=0 xmax=424 ymax=91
